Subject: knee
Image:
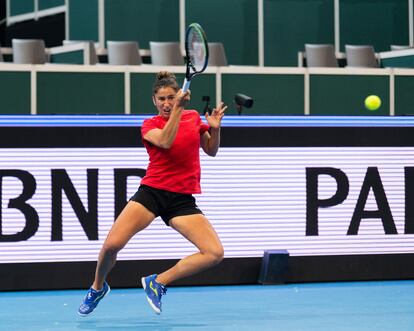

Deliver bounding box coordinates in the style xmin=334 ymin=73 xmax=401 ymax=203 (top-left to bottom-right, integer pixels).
xmin=101 ymin=240 xmax=123 ymax=256
xmin=207 ymin=246 xmax=224 ymax=265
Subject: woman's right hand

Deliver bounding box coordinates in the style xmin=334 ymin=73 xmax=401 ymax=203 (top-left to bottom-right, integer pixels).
xmin=175 ymin=89 xmax=191 ymax=108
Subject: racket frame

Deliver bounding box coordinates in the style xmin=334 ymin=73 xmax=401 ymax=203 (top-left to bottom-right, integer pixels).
xmin=182 ymin=23 xmax=209 ymax=92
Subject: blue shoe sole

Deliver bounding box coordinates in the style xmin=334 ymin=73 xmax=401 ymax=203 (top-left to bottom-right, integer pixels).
xmin=141 ymin=277 xmax=161 ymax=315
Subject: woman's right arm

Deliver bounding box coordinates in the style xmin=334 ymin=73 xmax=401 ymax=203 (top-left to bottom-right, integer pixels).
xmin=144 ymin=90 xmax=189 ymax=149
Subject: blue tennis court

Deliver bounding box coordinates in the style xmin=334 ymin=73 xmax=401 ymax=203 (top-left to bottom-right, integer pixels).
xmin=1 ymin=280 xmax=413 ymax=331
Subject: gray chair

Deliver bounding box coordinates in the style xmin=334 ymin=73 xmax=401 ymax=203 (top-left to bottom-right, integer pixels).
xmin=390 ymin=45 xmax=412 ymax=51
xmin=63 ymin=40 xmax=99 ymax=64
xmin=207 ymin=42 xmax=228 ymax=66
xmin=150 ymin=41 xmax=183 ymax=65
xmin=345 ymin=45 xmax=378 ymax=68
xmin=0 ymin=45 xmax=3 ymax=62
xmin=305 ymin=44 xmax=338 ymax=67
xmin=12 ymin=39 xmax=47 ymax=64
xmin=107 ymin=41 xmax=141 ymax=65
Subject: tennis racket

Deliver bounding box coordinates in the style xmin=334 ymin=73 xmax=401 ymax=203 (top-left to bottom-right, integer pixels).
xmin=182 ymin=23 xmax=209 ymax=92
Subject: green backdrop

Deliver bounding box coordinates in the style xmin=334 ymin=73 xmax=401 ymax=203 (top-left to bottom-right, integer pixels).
xmin=222 ymin=74 xmax=304 ymax=115
xmin=264 ymin=0 xmax=334 ymax=66
xmin=37 ymin=72 xmax=124 ymax=114
xmin=0 ymin=72 xmax=31 ymax=114
xmin=130 ymin=73 xmax=216 ymax=115
xmin=67 ymin=0 xmax=414 ymax=66
xmin=39 ymin=0 xmax=65 ymax=10
xmin=9 ymin=0 xmax=34 ymax=16
xmin=186 ymin=0 xmax=258 ymax=65
xmin=395 ymin=76 xmax=414 ymax=116
xmin=104 ymin=0 xmax=180 ymax=48
xmin=340 ymin=0 xmax=409 ymax=52
xmin=68 ymin=0 xmax=99 ymax=42
xmin=310 ymin=74 xmax=389 ymax=115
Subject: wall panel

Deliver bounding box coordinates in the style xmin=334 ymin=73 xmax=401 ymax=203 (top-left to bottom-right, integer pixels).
xmin=395 ymin=74 xmax=414 ymax=116
xmin=37 ymin=72 xmax=124 ymax=114
xmin=222 ymin=73 xmax=304 ymax=115
xmin=68 ymin=0 xmax=98 ymax=41
xmin=186 ymin=0 xmax=258 ymax=65
xmin=264 ymin=0 xmax=334 ymax=66
xmin=340 ymin=0 xmax=409 ymax=52
xmin=130 ymin=72 xmax=216 ymax=114
xmin=310 ymin=73 xmax=389 ymax=115
xmin=104 ymin=0 xmax=180 ymax=49
xmin=0 ymin=71 xmax=31 ymax=114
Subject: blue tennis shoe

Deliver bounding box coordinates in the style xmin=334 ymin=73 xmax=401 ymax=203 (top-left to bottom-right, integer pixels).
xmin=141 ymin=274 xmax=167 ymax=314
xmin=78 ymin=281 xmax=110 ymax=316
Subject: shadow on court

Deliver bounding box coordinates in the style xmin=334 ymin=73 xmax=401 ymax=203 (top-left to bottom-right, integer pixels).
xmin=76 ymin=319 xmax=206 ymax=330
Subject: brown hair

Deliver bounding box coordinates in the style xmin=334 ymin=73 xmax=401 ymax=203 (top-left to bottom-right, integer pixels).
xmin=152 ymin=71 xmax=179 ymax=95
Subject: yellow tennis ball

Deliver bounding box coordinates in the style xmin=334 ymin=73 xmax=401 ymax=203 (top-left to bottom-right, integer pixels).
xmin=364 ymin=95 xmax=381 ymax=111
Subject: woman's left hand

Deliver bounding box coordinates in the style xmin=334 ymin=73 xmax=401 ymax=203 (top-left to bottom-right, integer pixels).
xmin=205 ymin=102 xmax=227 ymax=129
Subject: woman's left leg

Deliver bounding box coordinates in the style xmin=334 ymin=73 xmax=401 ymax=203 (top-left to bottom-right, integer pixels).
xmin=156 ymin=214 xmax=224 ymax=285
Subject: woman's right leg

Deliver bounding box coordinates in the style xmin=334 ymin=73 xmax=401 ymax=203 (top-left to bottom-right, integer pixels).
xmin=92 ymin=201 xmax=155 ymax=290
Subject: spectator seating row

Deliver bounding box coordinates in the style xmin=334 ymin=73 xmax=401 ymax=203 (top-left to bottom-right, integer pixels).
xmin=303 ymin=44 xmax=414 ymax=68
xmin=0 ymin=39 xmax=228 ymax=66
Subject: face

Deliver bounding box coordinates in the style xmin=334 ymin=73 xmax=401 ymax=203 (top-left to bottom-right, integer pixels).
xmin=153 ymin=87 xmax=177 ymax=119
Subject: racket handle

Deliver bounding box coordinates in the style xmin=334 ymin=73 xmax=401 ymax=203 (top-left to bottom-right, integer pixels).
xmin=182 ymin=78 xmax=191 ymax=93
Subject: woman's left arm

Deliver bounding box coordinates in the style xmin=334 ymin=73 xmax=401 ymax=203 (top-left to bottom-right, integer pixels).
xmin=201 ymin=102 xmax=227 ymax=157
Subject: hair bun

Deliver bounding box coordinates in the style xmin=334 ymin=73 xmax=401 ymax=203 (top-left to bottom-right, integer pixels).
xmin=153 ymin=71 xmax=179 ymax=94
xmin=157 ymin=71 xmax=176 ymax=81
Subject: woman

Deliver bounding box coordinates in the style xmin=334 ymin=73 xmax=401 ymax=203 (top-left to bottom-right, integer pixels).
xmin=78 ymin=71 xmax=227 ymax=316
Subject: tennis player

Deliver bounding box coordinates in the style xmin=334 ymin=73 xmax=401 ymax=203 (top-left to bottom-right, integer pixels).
xmin=78 ymin=71 xmax=226 ymax=316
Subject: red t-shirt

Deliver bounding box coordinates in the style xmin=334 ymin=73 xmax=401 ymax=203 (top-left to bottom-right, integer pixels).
xmin=140 ymin=110 xmax=210 ymax=194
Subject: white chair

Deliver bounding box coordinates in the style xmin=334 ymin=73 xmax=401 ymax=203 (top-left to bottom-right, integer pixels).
xmin=107 ymin=41 xmax=141 ymax=65
xmin=390 ymin=45 xmax=412 ymax=51
xmin=305 ymin=44 xmax=338 ymax=67
xmin=150 ymin=41 xmax=183 ymax=65
xmin=208 ymin=42 xmax=228 ymax=66
xmin=345 ymin=45 xmax=378 ymax=68
xmin=63 ymin=40 xmax=99 ymax=64
xmin=12 ymin=39 xmax=48 ymax=64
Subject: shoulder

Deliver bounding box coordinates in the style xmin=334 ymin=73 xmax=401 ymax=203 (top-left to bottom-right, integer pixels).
xmin=142 ymin=115 xmax=163 ymax=128
xmin=182 ymin=109 xmax=200 ymax=118
xmin=142 ymin=115 xmax=163 ymax=136
xmin=143 ymin=115 xmax=159 ymax=125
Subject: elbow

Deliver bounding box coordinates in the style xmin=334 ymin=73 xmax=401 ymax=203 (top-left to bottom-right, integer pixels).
xmin=207 ymin=149 xmax=218 ymax=157
xmin=158 ymin=140 xmax=173 ymax=149
xmin=202 ymin=140 xmax=220 ymax=156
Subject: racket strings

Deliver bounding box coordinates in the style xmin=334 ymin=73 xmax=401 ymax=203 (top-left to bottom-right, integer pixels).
xmin=188 ymin=60 xmax=197 ymax=72
xmin=187 ymin=31 xmax=207 ymax=72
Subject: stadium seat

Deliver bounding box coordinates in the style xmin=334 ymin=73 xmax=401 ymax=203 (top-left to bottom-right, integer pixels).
xmin=149 ymin=41 xmax=183 ymax=65
xmin=107 ymin=41 xmax=141 ymax=65
xmin=390 ymin=45 xmax=412 ymax=51
xmin=305 ymin=44 xmax=338 ymax=67
xmin=12 ymin=39 xmax=48 ymax=64
xmin=208 ymin=42 xmax=228 ymax=66
xmin=63 ymin=40 xmax=99 ymax=64
xmin=345 ymin=45 xmax=378 ymax=68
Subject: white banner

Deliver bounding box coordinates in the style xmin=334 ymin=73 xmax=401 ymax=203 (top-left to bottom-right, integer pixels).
xmin=0 ymin=147 xmax=413 ymax=263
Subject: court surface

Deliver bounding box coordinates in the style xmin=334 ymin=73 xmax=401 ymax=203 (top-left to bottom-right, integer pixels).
xmin=1 ymin=280 xmax=413 ymax=331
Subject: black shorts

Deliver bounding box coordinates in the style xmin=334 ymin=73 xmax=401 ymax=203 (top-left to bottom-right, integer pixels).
xmin=129 ymin=184 xmax=203 ymax=226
